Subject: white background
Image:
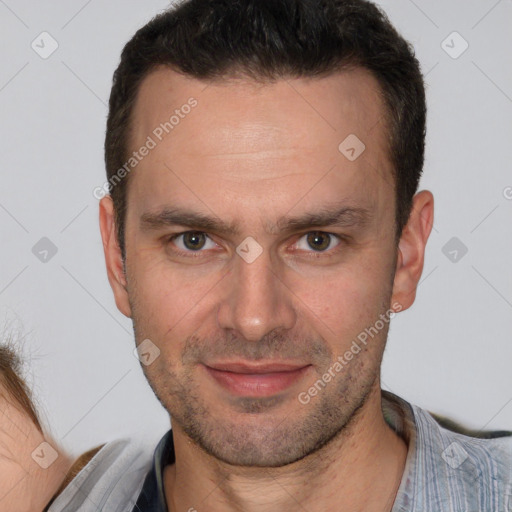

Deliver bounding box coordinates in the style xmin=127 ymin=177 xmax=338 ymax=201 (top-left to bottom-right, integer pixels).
xmin=0 ymin=0 xmax=511 ymax=458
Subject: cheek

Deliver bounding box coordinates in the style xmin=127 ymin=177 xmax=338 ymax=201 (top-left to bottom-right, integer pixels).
xmin=296 ymin=280 xmax=371 ymax=339
xmin=0 ymin=400 xmax=43 ymax=474
xmin=288 ymin=257 xmax=391 ymax=342
xmin=130 ymin=258 xmax=222 ymax=342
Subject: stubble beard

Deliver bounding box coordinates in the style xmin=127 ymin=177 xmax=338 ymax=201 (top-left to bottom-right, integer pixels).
xmin=132 ymin=320 xmax=385 ymax=468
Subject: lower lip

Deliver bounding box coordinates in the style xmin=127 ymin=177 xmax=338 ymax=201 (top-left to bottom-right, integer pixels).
xmin=204 ymin=365 xmax=311 ymax=397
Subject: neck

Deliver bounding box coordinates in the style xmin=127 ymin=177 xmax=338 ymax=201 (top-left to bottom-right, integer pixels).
xmin=163 ymin=385 xmax=408 ymax=512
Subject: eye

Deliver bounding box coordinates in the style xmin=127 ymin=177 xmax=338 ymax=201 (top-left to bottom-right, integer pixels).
xmin=166 ymin=230 xmax=343 ymax=259
xmin=168 ymin=231 xmax=218 ymax=253
xmin=293 ymin=231 xmax=341 ymax=253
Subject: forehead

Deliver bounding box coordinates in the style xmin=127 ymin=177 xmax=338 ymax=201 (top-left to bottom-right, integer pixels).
xmin=126 ymin=66 xmax=393 ymax=223
xmin=131 ymin=65 xmax=389 ymax=147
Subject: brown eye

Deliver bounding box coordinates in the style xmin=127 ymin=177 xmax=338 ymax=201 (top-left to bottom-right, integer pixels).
xmin=181 ymin=232 xmax=207 ymax=250
xmin=166 ymin=231 xmax=219 ymax=258
xmin=305 ymin=232 xmax=335 ymax=251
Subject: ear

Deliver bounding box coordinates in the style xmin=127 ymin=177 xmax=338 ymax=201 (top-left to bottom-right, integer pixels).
xmin=391 ymin=190 xmax=434 ymax=312
xmin=99 ymin=196 xmax=132 ymax=318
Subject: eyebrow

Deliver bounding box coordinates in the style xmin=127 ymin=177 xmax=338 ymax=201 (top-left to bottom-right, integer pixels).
xmin=139 ymin=203 xmax=373 ymax=236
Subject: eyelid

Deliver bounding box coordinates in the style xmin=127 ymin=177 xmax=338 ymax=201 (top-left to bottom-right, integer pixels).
xmin=167 ymin=231 xmax=218 ymax=255
xmin=166 ymin=230 xmax=344 ymax=258
xmin=289 ymin=231 xmax=343 ymax=256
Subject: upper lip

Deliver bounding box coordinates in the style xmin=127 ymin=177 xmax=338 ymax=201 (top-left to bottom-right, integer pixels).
xmin=204 ymin=361 xmax=311 ymax=374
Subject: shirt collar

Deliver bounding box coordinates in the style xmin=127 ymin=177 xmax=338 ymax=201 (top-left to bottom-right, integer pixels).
xmin=381 ymin=390 xmax=419 ymax=511
xmin=133 ymin=430 xmax=175 ymax=511
xmin=134 ymin=389 xmax=417 ymax=512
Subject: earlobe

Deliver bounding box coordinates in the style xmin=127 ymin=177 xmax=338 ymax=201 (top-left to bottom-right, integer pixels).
xmin=391 ymin=190 xmax=434 ymax=312
xmin=98 ymin=196 xmax=132 ymax=318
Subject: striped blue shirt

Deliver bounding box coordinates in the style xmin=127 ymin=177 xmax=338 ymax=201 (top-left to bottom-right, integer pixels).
xmin=385 ymin=391 xmax=512 ymax=511
xmin=133 ymin=391 xmax=512 ymax=511
xmin=48 ymin=390 xmax=512 ymax=511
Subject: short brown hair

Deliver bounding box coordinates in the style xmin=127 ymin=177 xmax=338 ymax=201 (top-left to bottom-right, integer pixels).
xmin=105 ymin=0 xmax=426 ymax=261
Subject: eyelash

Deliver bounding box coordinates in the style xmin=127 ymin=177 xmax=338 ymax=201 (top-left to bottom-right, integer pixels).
xmin=165 ymin=231 xmax=345 ymax=259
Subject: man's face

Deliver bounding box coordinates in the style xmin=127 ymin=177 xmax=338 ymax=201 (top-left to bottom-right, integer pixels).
xmin=102 ymin=67 xmax=417 ymax=467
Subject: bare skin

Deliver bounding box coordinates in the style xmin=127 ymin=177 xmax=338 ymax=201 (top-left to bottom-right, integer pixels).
xmin=0 ymin=391 xmax=72 ymax=512
xmin=100 ymin=66 xmax=433 ymax=511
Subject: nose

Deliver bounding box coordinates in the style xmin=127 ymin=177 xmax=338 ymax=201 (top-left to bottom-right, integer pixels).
xmin=216 ymin=247 xmax=297 ymax=342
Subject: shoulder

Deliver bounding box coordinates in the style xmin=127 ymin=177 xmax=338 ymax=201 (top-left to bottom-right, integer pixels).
xmin=48 ymin=438 xmax=154 ymax=512
xmin=410 ymin=403 xmax=512 ymax=510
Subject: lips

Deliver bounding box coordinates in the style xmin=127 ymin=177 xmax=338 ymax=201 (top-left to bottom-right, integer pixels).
xmin=203 ymin=361 xmax=311 ymax=397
